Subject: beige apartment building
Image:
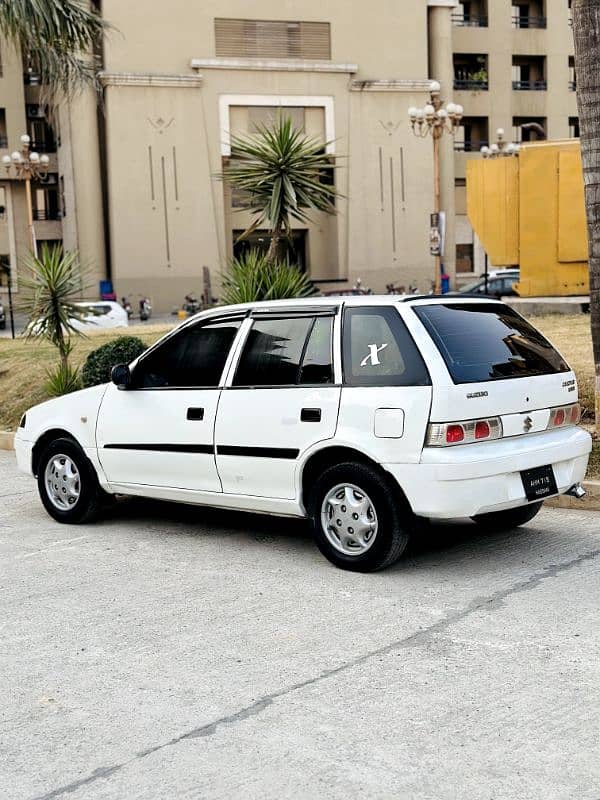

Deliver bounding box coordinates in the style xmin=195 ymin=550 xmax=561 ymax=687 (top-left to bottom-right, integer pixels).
xmin=0 ymin=0 xmax=580 ymax=312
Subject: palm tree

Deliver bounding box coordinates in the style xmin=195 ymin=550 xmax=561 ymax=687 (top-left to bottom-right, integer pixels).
xmin=0 ymin=0 xmax=108 ymax=99
xmin=222 ymin=115 xmax=339 ymax=264
xmin=572 ymin=0 xmax=600 ymax=428
xmin=20 ymin=244 xmax=90 ymax=370
xmin=220 ymin=249 xmax=316 ymax=305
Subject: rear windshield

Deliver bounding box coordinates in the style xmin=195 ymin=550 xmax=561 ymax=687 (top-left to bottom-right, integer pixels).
xmin=413 ymin=303 xmax=569 ymax=383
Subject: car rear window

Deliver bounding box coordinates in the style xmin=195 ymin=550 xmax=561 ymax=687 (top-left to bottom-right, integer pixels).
xmin=414 ymin=303 xmax=569 ymax=383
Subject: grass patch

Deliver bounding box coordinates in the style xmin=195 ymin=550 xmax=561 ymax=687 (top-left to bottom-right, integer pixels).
xmin=0 ymin=325 xmax=172 ymax=431
xmin=1 ymin=313 xmax=598 ymax=479
xmin=533 ymin=314 xmax=596 ymax=425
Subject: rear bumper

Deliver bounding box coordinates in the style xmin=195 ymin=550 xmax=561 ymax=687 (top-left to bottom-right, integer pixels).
xmin=385 ymin=427 xmax=592 ymax=519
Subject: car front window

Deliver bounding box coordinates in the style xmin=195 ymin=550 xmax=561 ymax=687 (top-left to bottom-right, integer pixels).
xmin=132 ymin=319 xmax=241 ymax=388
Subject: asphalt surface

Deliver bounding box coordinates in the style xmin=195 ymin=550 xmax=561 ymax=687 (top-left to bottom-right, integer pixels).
xmin=1 ymin=449 xmax=600 ymax=800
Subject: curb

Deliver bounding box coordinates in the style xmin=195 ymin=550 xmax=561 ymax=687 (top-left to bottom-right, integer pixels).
xmin=0 ymin=431 xmax=14 ymax=450
xmin=545 ymin=480 xmax=600 ymax=512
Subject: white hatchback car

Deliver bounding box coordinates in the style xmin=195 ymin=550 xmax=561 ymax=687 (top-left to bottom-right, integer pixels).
xmin=15 ymin=296 xmax=592 ymax=572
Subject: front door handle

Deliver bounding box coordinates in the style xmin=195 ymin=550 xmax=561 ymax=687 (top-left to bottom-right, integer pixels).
xmin=301 ymin=408 xmax=321 ymax=422
xmin=187 ymin=407 xmax=204 ymax=421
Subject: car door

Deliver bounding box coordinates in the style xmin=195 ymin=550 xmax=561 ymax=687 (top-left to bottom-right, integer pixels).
xmin=96 ymin=314 xmax=243 ymax=492
xmin=214 ymin=306 xmax=341 ymax=499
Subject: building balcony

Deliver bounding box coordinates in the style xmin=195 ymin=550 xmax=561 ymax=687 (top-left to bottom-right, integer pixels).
xmin=512 ymin=79 xmax=547 ymax=90
xmin=512 ymin=15 xmax=547 ymax=28
xmin=33 ymin=209 xmax=62 ymax=221
xmin=451 ymin=13 xmax=488 ymax=27
xmin=454 ymin=78 xmax=488 ymax=91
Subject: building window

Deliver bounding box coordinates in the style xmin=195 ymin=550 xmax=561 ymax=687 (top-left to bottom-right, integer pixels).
xmin=215 ymin=18 xmax=331 ymax=60
xmin=26 ymin=108 xmax=57 ymax=153
xmin=453 ymin=54 xmax=488 ymax=91
xmin=511 ymin=2 xmax=546 ymax=28
xmin=248 ymin=106 xmax=305 ymax=133
xmin=33 ymin=177 xmax=61 ymax=221
xmin=0 ymin=109 xmax=7 ymax=149
xmin=454 ymin=117 xmax=489 ymax=152
xmin=233 ymin=229 xmax=307 ymax=272
xmin=569 ymin=116 xmax=580 ymax=138
xmin=512 ymin=56 xmax=547 ymax=90
xmin=456 ymin=243 xmax=474 ymax=273
xmin=513 ymin=117 xmax=546 ymax=142
xmin=60 ymin=175 xmax=66 ymax=217
xmin=452 ymin=1 xmax=488 ymax=27
xmin=569 ymin=56 xmax=576 ymax=90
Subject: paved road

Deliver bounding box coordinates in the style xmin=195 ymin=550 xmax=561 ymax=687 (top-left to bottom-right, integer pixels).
xmin=1 ymin=449 xmax=600 ymax=800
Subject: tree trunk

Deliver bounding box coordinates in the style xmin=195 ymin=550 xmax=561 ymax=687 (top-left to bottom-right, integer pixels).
xmin=572 ymin=0 xmax=600 ymax=431
xmin=266 ymin=227 xmax=281 ymax=265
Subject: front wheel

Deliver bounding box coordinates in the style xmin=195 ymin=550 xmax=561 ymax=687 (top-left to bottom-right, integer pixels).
xmin=308 ymin=462 xmax=411 ymax=572
xmin=37 ymin=437 xmax=108 ymax=524
xmin=472 ymin=501 xmax=543 ymax=532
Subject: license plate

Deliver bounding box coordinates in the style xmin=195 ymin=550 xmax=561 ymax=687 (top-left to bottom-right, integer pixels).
xmin=520 ymin=465 xmax=558 ymax=501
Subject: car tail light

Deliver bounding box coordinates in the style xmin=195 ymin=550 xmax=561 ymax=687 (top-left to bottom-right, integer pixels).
xmin=426 ymin=417 xmax=503 ymax=447
xmin=547 ymin=403 xmax=580 ymax=429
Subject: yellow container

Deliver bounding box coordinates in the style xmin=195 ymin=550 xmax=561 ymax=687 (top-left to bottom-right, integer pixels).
xmin=467 ymin=139 xmax=589 ymax=297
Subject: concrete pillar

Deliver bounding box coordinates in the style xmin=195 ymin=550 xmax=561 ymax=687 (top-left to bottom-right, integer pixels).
xmin=428 ymin=1 xmax=457 ymax=285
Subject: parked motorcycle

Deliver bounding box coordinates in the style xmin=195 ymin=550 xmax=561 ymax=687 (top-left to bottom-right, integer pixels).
xmin=139 ymin=296 xmax=152 ymax=321
xmin=182 ymin=292 xmax=201 ymax=316
xmin=121 ymin=296 xmax=133 ymax=320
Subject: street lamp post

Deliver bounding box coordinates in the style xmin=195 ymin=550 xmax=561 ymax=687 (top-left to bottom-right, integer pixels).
xmin=480 ymin=128 xmax=521 ymax=159
xmin=408 ymin=81 xmax=463 ymax=293
xmin=2 ymin=134 xmax=50 ymax=256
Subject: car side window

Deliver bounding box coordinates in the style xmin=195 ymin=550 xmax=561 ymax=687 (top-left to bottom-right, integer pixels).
xmin=133 ymin=319 xmax=241 ymax=388
xmin=299 ymin=316 xmax=334 ymax=384
xmin=342 ymin=306 xmax=430 ymax=386
xmin=233 ymin=315 xmax=334 ymax=387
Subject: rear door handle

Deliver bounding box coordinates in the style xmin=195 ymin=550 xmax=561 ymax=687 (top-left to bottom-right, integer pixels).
xmin=301 ymin=408 xmax=321 ymax=422
xmin=187 ymin=407 xmax=204 ymax=421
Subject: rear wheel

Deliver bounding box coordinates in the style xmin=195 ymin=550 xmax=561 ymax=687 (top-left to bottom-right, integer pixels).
xmin=308 ymin=462 xmax=411 ymax=572
xmin=472 ymin=501 xmax=543 ymax=532
xmin=37 ymin=437 xmax=107 ymax=524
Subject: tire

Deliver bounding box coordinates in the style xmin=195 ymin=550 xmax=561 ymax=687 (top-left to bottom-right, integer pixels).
xmin=471 ymin=501 xmax=543 ymax=532
xmin=308 ymin=461 xmax=411 ymax=572
xmin=37 ymin=437 xmax=108 ymax=524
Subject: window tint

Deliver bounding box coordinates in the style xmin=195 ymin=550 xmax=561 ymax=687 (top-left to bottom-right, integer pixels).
xmin=299 ymin=316 xmax=334 ymax=384
xmin=233 ymin=315 xmax=334 ymax=386
xmin=342 ymin=307 xmax=430 ymax=387
xmin=414 ymin=303 xmax=569 ymax=384
xmin=133 ymin=319 xmax=241 ymax=388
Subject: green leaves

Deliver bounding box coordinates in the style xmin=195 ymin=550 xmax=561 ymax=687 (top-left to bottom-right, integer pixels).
xmin=222 ymin=115 xmax=339 ymax=244
xmin=0 ymin=0 xmax=109 ymax=99
xmin=44 ymin=361 xmax=81 ymax=397
xmin=20 ymin=244 xmax=91 ymax=360
xmin=220 ymin=250 xmax=316 ymax=305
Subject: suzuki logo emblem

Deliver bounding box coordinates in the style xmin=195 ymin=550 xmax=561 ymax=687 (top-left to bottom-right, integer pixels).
xmin=523 ymin=416 xmax=533 ymax=432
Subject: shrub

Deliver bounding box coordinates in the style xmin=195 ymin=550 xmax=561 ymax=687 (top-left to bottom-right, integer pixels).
xmin=81 ymin=336 xmax=147 ymax=388
xmin=220 ymin=249 xmax=316 ymax=305
xmin=45 ymin=362 xmax=82 ymax=397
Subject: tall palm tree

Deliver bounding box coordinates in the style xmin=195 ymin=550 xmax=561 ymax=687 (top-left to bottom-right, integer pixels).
xmin=222 ymin=115 xmax=339 ymax=264
xmin=572 ymin=0 xmax=600 ymax=428
xmin=0 ymin=0 xmax=108 ymax=99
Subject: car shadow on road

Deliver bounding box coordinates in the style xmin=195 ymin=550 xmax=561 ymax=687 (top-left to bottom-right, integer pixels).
xmin=102 ymin=496 xmax=540 ymax=565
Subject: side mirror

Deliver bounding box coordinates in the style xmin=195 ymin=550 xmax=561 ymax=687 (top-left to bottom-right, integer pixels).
xmin=111 ymin=363 xmax=132 ymax=390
